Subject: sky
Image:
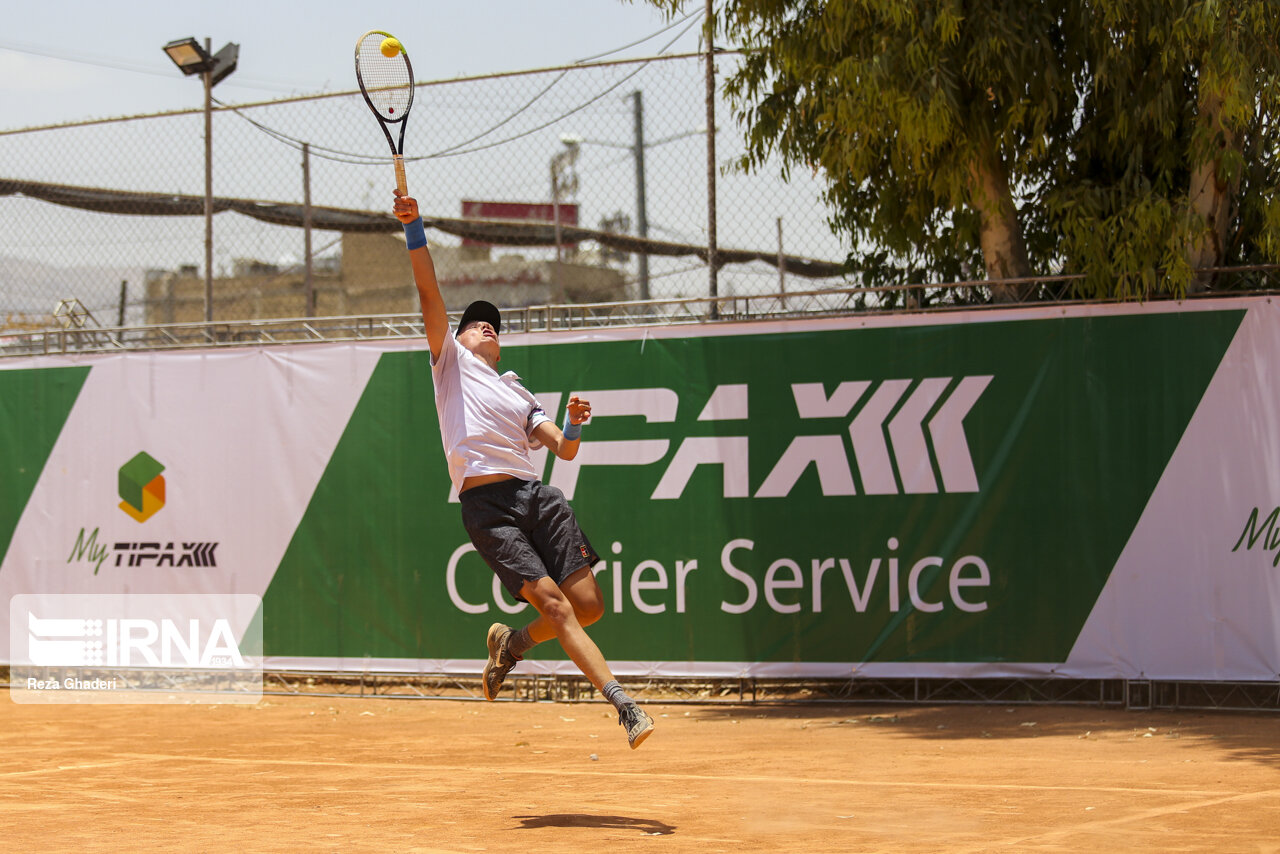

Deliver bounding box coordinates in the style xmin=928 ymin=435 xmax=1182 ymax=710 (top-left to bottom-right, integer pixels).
xmin=0 ymin=1 xmax=848 ymax=317
xmin=0 ymin=0 xmax=706 ymax=129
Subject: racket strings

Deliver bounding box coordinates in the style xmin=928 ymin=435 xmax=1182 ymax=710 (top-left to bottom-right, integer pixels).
xmin=356 ymin=36 xmax=412 ymax=118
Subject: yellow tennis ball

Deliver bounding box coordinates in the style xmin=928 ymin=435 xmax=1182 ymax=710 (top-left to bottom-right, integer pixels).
xmin=380 ymin=37 xmax=401 ymax=58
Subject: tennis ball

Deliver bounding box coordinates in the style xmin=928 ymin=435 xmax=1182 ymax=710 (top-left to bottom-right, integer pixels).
xmin=380 ymin=37 xmax=401 ymax=58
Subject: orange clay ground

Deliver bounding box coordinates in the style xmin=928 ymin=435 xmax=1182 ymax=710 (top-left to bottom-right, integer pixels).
xmin=3 ymin=693 xmax=1279 ymax=853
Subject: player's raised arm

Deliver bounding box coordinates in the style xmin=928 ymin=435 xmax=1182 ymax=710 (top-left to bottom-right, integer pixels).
xmin=394 ymin=192 xmax=448 ymax=360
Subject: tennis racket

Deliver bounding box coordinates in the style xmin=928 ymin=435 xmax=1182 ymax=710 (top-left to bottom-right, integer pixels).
xmin=354 ymin=30 xmax=415 ymax=194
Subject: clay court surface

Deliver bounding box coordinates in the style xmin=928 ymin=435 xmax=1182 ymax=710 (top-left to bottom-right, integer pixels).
xmin=3 ymin=693 xmax=1279 ymax=852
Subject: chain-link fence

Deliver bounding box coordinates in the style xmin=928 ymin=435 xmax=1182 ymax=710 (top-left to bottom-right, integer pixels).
xmin=0 ymin=52 xmax=854 ymax=334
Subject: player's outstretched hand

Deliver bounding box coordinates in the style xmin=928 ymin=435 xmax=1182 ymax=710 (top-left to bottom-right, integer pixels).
xmin=567 ymin=395 xmax=592 ymax=425
xmin=393 ymin=191 xmax=420 ymax=224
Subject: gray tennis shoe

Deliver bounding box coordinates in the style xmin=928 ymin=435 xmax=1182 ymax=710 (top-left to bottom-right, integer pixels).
xmin=482 ymin=622 xmax=518 ymax=701
xmin=618 ymin=703 xmax=655 ymax=748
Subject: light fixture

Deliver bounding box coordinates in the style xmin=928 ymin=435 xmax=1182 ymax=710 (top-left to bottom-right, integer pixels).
xmin=162 ymin=38 xmax=214 ymax=75
xmin=161 ymin=36 xmax=241 ymax=324
xmin=162 ymin=38 xmax=239 ymax=86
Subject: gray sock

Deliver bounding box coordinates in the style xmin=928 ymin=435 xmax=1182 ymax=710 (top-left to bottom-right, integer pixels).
xmin=601 ymin=680 xmax=635 ymax=711
xmin=507 ymin=626 xmax=536 ymax=658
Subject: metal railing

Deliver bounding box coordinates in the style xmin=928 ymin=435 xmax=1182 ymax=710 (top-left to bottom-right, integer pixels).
xmin=253 ymin=670 xmax=1280 ymax=712
xmin=5 ymin=269 xmax=1279 ymax=359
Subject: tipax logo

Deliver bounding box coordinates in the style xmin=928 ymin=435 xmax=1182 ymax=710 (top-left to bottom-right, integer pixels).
xmin=540 ymin=378 xmax=993 ymax=500
xmin=64 ymin=453 xmax=219 ymax=575
xmin=119 ymin=451 xmax=165 ymax=522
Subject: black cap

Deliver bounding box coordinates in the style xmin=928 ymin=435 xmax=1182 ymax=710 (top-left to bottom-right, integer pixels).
xmin=456 ymin=300 xmax=501 ymax=336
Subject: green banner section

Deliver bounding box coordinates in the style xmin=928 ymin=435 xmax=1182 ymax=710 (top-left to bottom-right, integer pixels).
xmin=0 ymin=366 xmax=90 ymax=564
xmin=264 ymin=310 xmax=1243 ymax=665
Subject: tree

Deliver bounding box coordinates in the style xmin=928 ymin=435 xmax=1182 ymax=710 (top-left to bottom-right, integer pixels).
xmin=718 ymin=0 xmax=1087 ymax=301
xmin=1064 ymin=0 xmax=1280 ymax=296
xmin=638 ymin=0 xmax=1280 ymax=300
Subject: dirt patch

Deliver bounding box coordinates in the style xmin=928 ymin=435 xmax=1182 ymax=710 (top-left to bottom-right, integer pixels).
xmin=3 ymin=695 xmax=1279 ymax=852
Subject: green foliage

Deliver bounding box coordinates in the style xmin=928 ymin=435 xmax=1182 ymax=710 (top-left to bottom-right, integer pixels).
xmin=1057 ymin=0 xmax=1280 ymax=295
xmin=722 ymin=1 xmax=1084 ymax=289
xmin=634 ymin=0 xmax=1280 ymax=300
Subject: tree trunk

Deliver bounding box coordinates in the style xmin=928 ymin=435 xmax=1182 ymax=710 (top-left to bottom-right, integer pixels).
xmin=968 ymin=142 xmax=1032 ymax=302
xmin=1186 ymin=89 xmax=1242 ymax=293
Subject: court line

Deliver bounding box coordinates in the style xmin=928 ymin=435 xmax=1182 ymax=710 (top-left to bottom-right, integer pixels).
xmin=0 ymin=759 xmax=156 ymax=778
xmin=109 ymin=752 xmax=1245 ymax=799
xmin=950 ymin=787 xmax=1280 ymax=852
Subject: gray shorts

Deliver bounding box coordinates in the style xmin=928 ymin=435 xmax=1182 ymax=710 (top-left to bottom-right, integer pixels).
xmin=458 ymin=478 xmax=600 ymax=602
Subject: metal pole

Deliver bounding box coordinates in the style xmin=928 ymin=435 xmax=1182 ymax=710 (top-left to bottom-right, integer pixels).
xmin=776 ymin=217 xmax=786 ymax=308
xmin=551 ymin=160 xmax=562 ymax=264
xmin=303 ymin=142 xmax=314 ymax=317
xmin=117 ymin=280 xmax=127 ymax=327
xmin=632 ymin=90 xmax=650 ymax=301
xmin=203 ymin=38 xmax=214 ymax=324
xmin=704 ymin=0 xmax=719 ymax=315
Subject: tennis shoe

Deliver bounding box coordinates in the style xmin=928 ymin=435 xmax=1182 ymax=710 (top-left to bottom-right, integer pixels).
xmin=482 ymin=622 xmax=519 ymax=701
xmin=618 ymin=703 xmax=654 ymax=749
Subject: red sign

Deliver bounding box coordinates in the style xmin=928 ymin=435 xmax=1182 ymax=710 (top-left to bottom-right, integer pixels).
xmin=461 ymin=200 xmax=578 ymax=247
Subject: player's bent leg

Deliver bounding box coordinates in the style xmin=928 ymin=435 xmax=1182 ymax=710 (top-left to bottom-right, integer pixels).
xmin=520 ymin=575 xmax=655 ymax=748
xmin=560 ymin=565 xmax=605 ymax=627
xmin=521 ymin=565 xmax=604 ymax=644
xmin=519 ymin=576 xmax=614 ymax=690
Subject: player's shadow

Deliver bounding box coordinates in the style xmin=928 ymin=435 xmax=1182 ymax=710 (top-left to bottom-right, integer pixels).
xmin=515 ymin=814 xmax=675 ymax=835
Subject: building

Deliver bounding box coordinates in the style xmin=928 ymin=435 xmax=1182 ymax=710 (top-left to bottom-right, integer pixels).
xmin=143 ymin=232 xmax=628 ymax=325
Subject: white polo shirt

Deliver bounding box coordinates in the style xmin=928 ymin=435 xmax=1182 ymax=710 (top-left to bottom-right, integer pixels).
xmin=431 ymin=335 xmax=551 ymax=492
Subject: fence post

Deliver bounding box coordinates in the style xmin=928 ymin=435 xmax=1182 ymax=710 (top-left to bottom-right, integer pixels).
xmin=777 ymin=217 xmax=786 ymax=309
xmin=704 ymin=0 xmax=719 ymax=318
xmin=203 ymin=38 xmax=215 ymax=326
xmin=632 ymin=90 xmax=651 ymax=302
xmin=303 ymin=142 xmax=314 ymax=318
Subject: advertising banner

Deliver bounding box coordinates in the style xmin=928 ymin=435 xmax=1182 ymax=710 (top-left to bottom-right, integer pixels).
xmin=3 ymin=298 xmax=1279 ymax=681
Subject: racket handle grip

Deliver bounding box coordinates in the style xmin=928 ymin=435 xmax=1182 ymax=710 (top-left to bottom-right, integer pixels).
xmin=394 ymin=155 xmax=407 ymax=195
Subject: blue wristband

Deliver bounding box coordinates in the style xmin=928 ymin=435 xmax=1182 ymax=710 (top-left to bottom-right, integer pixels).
xmin=563 ymin=418 xmax=582 ymax=441
xmin=403 ymin=217 xmax=427 ymax=251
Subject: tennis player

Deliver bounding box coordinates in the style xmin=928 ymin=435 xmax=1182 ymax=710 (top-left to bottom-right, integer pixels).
xmin=393 ymin=191 xmax=654 ymax=749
